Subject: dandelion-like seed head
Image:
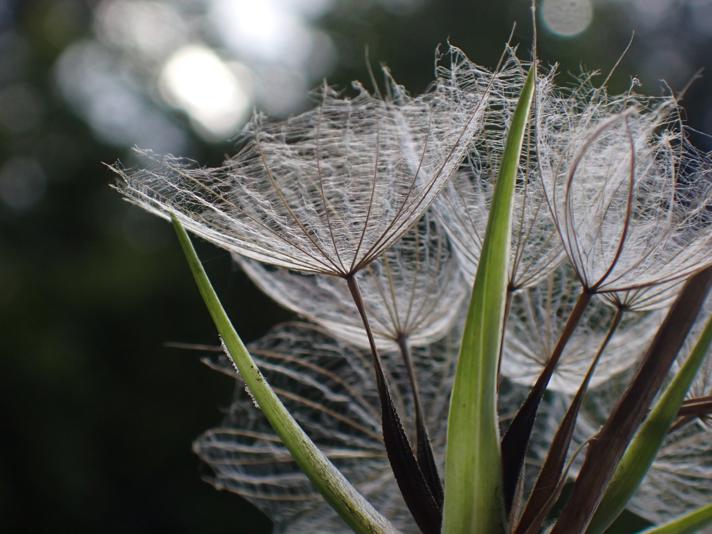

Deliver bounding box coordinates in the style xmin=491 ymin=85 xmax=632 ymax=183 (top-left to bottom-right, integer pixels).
xmin=115 ymin=37 xmax=712 ymax=533
xmin=195 ymin=322 xmax=560 ymax=533
xmin=501 ymin=264 xmax=665 ymax=394
xmin=113 ymin=66 xmax=490 ymax=277
xmin=540 ymin=78 xmax=712 ymax=298
xmin=194 ymin=323 xmax=391 ymax=530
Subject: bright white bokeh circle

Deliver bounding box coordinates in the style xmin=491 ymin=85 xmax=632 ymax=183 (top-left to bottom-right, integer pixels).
xmin=159 ymin=45 xmax=252 ymax=140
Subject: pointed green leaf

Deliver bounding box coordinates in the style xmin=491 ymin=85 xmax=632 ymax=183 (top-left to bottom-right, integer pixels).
xmin=172 ymin=215 xmax=396 ymax=534
xmin=587 ymin=313 xmax=712 ymax=534
xmin=443 ymin=65 xmax=537 ymax=534
xmin=638 ymin=502 xmax=712 ymax=534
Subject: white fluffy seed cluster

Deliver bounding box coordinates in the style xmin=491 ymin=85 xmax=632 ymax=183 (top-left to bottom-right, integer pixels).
xmin=114 ymin=44 xmax=712 ymax=532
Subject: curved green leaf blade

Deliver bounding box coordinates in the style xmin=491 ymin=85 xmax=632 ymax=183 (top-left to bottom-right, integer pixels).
xmin=587 ymin=313 xmax=712 ymax=534
xmin=638 ymin=502 xmax=712 ymax=534
xmin=443 ymin=65 xmax=537 ymax=534
xmin=172 ymin=215 xmax=397 ymax=534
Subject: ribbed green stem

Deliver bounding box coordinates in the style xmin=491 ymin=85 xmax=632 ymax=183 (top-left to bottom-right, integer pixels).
xmin=172 ymin=215 xmax=396 ymax=534
xmin=443 ymin=65 xmax=537 ymax=534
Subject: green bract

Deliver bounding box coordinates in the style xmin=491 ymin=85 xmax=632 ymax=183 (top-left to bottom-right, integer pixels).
xmin=442 ymin=65 xmax=536 ymax=534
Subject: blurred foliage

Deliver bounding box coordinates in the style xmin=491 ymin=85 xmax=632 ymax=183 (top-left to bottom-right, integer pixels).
xmin=1 ymin=0 xmax=710 ymax=532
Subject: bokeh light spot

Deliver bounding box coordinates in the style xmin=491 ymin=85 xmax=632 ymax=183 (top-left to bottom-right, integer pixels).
xmin=159 ymin=44 xmax=253 ymax=140
xmin=94 ymin=0 xmax=186 ymax=60
xmin=542 ymin=0 xmax=593 ymax=37
xmin=54 ymin=40 xmax=187 ymax=152
xmin=210 ymin=0 xmax=311 ymax=63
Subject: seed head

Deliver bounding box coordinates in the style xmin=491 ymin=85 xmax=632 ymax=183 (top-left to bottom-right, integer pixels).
xmin=501 ymin=265 xmax=664 ymax=394
xmin=113 ymin=70 xmax=489 ymax=277
xmin=540 ymin=80 xmax=712 ymax=296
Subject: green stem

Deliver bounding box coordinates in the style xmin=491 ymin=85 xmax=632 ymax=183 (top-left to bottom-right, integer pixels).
xmin=443 ymin=64 xmax=537 ymax=534
xmin=638 ymin=502 xmax=712 ymax=534
xmin=172 ymin=215 xmax=396 ymax=534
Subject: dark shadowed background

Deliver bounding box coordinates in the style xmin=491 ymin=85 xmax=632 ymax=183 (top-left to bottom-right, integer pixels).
xmin=1 ymin=0 xmax=711 ymax=532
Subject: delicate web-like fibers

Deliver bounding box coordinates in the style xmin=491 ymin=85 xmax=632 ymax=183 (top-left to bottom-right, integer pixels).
xmin=278 ymin=328 xmax=466 ymax=533
xmin=236 ymin=212 xmax=466 ymax=352
xmin=630 ymin=424 xmax=712 ymax=527
xmin=195 ymin=322 xmax=574 ymax=533
xmin=194 ymin=323 xmax=395 ymax=530
xmin=539 ymin=78 xmax=712 ymax=297
xmin=113 ymin=71 xmax=489 ymax=276
xmin=194 ymin=323 xmax=458 ymax=532
xmin=433 ymin=45 xmax=565 ymax=289
xmin=600 ymin=277 xmax=684 ymax=312
xmin=112 ymin=38 xmax=712 ymax=530
xmin=501 ymin=264 xmax=664 ymax=394
xmin=617 ymin=301 xmax=712 ymax=526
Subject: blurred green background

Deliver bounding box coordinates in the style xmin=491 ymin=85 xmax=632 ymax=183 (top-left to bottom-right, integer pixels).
xmin=1 ymin=0 xmax=711 ymax=532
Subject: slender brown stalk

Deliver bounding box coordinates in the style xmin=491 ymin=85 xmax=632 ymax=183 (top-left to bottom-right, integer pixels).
xmin=346 ymin=274 xmax=441 ymax=534
xmin=515 ymin=306 xmax=624 ymax=533
xmin=552 ymin=267 xmax=712 ymax=534
xmin=396 ymin=334 xmax=444 ymax=506
xmin=668 ymin=396 xmax=712 ymax=433
xmin=678 ymin=395 xmax=712 ymax=417
xmin=395 ymin=334 xmax=425 ymax=442
xmin=501 ymin=289 xmax=592 ymax=511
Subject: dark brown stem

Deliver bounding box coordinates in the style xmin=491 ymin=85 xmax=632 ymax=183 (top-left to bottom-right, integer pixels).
xmin=552 ymin=267 xmax=712 ymax=534
xmin=501 ymin=289 xmax=592 ymax=512
xmin=346 ymin=275 xmax=441 ymax=534
xmin=346 ymin=275 xmax=385 ymax=379
xmin=396 ymin=334 xmax=444 ymax=506
xmin=515 ymin=306 xmax=624 ymax=534
xmin=396 ymin=334 xmax=426 ymax=447
xmin=678 ymin=395 xmax=712 ymax=417
xmin=668 ymin=396 xmax=712 ymax=433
